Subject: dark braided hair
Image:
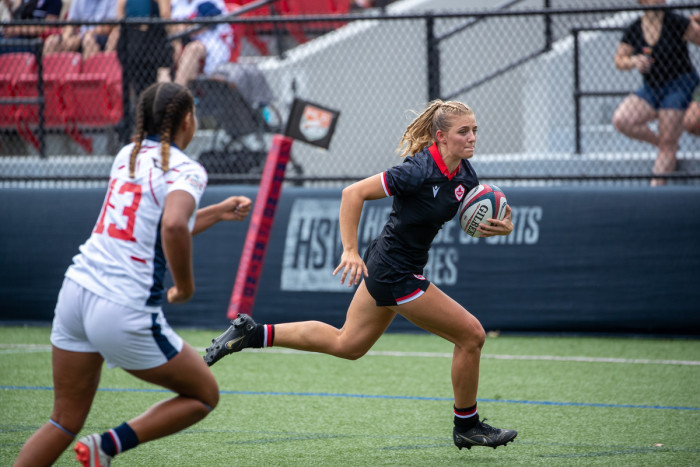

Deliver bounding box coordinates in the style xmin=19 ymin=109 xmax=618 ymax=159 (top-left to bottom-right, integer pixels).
xmin=128 ymin=82 xmax=195 ymax=178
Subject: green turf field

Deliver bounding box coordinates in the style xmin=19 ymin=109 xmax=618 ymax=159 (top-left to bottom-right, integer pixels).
xmin=1 ymin=326 xmax=699 ymax=466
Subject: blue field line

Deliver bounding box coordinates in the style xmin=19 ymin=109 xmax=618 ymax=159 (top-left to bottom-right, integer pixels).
xmin=3 ymin=385 xmax=699 ymax=411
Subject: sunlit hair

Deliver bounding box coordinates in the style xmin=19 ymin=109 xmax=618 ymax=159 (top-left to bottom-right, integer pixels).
xmin=396 ymin=99 xmax=474 ymax=157
xmin=128 ymin=82 xmax=194 ymax=178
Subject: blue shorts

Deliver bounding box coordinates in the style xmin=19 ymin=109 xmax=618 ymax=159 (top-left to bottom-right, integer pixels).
xmin=635 ymin=72 xmax=700 ymax=110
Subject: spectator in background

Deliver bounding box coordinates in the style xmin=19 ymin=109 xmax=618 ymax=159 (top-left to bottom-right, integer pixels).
xmin=43 ymin=0 xmax=118 ymax=60
xmin=170 ymin=0 xmax=233 ymax=86
xmin=0 ymin=0 xmax=63 ymax=54
xmin=0 ymin=0 xmax=11 ymax=20
xmin=116 ymin=0 xmax=174 ymax=142
xmin=612 ymin=0 xmax=700 ymax=186
xmin=682 ymin=13 xmax=700 ymax=136
xmin=684 ymin=84 xmax=700 ymax=135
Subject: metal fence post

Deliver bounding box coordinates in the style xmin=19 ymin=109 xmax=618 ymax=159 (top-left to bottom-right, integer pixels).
xmin=426 ymin=14 xmax=440 ymax=101
xmin=544 ymin=0 xmax=552 ymax=52
xmin=36 ymin=41 xmax=45 ymax=159
xmin=573 ymin=28 xmax=581 ymax=155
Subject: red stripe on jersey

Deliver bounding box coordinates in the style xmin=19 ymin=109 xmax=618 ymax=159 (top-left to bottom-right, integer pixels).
xmin=130 ymin=256 xmax=147 ymax=264
xmin=381 ymin=172 xmax=392 ymax=197
xmin=149 ymin=168 xmax=160 ymax=207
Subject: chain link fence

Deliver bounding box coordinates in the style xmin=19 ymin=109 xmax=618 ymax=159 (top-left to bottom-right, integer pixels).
xmin=1 ymin=0 xmax=699 ymax=187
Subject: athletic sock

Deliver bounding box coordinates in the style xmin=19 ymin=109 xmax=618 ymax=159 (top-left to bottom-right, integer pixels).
xmin=249 ymin=324 xmax=275 ymax=348
xmin=100 ymin=422 xmax=139 ymax=457
xmin=453 ymin=404 xmax=479 ymax=432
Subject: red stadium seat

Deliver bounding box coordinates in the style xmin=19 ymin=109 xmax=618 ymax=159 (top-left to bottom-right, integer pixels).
xmin=0 ymin=53 xmax=36 ymax=128
xmin=66 ymin=51 xmax=123 ymax=128
xmin=14 ymin=52 xmax=83 ymax=150
xmin=227 ymin=0 xmax=275 ymax=62
xmin=281 ymin=0 xmax=348 ymax=45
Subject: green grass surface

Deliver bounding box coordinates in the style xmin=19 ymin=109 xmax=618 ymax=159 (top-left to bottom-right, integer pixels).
xmin=1 ymin=326 xmax=699 ymax=466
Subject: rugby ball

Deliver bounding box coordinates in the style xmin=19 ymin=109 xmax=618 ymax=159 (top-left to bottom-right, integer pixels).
xmin=458 ymin=184 xmax=508 ymax=237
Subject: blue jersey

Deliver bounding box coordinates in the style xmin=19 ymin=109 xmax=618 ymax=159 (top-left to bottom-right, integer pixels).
xmin=371 ymin=143 xmax=479 ymax=281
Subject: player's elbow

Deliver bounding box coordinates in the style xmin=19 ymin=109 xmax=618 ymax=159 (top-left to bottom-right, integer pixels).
xmin=161 ymin=215 xmax=190 ymax=235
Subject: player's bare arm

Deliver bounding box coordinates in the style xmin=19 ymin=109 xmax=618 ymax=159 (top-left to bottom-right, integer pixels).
xmin=192 ymin=196 xmax=252 ymax=235
xmin=334 ymin=173 xmax=386 ymax=286
xmin=162 ymin=190 xmax=197 ymax=303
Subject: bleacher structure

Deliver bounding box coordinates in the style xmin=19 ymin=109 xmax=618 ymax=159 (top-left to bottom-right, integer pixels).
xmin=0 ymin=51 xmax=122 ymax=155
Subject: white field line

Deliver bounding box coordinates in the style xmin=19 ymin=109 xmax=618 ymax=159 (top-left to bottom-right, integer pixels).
xmin=1 ymin=343 xmax=698 ymax=366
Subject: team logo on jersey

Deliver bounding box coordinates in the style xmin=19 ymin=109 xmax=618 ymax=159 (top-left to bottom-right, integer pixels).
xmin=413 ymin=274 xmax=426 ymax=280
xmin=185 ymin=174 xmax=206 ymax=193
xmin=432 ymin=186 xmax=440 ymax=198
xmin=454 ymin=184 xmax=465 ymax=201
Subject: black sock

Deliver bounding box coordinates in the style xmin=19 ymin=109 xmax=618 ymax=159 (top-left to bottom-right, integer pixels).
xmin=454 ymin=404 xmax=479 ymax=431
xmin=249 ymin=324 xmax=274 ymax=348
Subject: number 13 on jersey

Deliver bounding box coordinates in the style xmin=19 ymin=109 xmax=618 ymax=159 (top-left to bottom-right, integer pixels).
xmin=94 ymin=178 xmax=142 ymax=242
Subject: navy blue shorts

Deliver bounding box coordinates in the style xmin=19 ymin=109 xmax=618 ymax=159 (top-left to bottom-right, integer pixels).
xmin=636 ymin=72 xmax=699 ymax=110
xmin=362 ymin=241 xmax=430 ymax=307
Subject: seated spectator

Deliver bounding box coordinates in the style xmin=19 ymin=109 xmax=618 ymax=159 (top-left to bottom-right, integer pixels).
xmin=0 ymin=0 xmax=11 ymax=21
xmin=612 ymin=0 xmax=700 ymax=186
xmin=684 ymin=84 xmax=700 ymax=135
xmin=0 ymin=0 xmax=63 ymax=54
xmin=171 ymin=0 xmax=233 ymax=86
xmin=683 ymin=14 xmax=700 ymax=136
xmin=116 ymin=0 xmax=175 ymax=142
xmin=43 ymin=0 xmax=118 ymax=60
xmin=116 ymin=0 xmax=174 ymax=100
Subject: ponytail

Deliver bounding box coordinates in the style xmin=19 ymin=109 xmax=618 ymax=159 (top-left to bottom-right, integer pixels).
xmin=396 ymin=99 xmax=473 ymax=157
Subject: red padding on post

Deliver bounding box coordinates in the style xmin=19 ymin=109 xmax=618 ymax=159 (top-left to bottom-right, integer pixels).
xmin=227 ymin=134 xmax=293 ymax=318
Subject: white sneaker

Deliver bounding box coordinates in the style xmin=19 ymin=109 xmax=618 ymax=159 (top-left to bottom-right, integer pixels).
xmin=74 ymin=433 xmax=112 ymax=467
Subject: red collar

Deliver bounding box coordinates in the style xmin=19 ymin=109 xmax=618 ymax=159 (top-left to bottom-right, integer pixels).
xmin=428 ymin=143 xmax=460 ymax=180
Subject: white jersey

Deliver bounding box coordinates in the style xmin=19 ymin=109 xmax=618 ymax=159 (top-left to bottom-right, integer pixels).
xmin=65 ymin=139 xmax=208 ymax=312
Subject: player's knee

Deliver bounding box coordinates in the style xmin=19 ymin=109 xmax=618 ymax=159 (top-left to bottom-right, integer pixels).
xmin=341 ymin=349 xmax=367 ymax=361
xmin=50 ymin=413 xmax=85 ymax=437
xmin=335 ymin=342 xmax=369 ymax=360
xmin=459 ymin=319 xmax=485 ymax=352
xmin=201 ymin=382 xmax=220 ymax=410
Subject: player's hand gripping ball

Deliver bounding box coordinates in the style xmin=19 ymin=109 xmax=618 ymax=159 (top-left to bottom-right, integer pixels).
xmin=459 ymin=184 xmax=508 ymax=237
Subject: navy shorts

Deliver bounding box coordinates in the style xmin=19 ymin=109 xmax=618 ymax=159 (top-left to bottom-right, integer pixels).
xmin=635 ymin=72 xmax=699 ymax=110
xmin=363 ymin=241 xmax=430 ymax=307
